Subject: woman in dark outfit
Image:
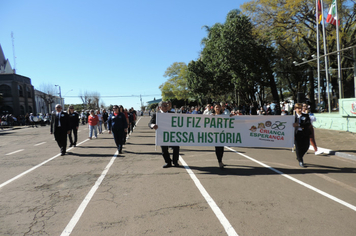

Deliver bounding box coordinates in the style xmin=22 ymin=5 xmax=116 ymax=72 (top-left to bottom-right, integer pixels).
xmin=107 ymin=105 xmax=128 ymax=154
xmin=212 ymin=104 xmax=225 ymax=169
xmin=293 ymin=103 xmax=311 ymax=168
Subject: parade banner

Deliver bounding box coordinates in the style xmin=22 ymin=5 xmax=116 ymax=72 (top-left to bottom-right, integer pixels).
xmin=156 ymin=113 xmax=295 ymax=148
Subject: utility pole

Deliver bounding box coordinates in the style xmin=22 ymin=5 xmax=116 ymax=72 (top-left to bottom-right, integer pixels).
xmin=140 ymin=94 xmax=143 ymax=109
xmin=11 ymin=32 xmax=17 ymax=73
xmin=55 ymin=85 xmax=62 ymax=107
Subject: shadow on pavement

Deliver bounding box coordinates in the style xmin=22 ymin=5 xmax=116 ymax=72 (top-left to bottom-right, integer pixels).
xmin=75 ymin=146 xmax=113 ymax=149
xmin=186 ymin=164 xmax=356 ymax=176
xmin=0 ymin=132 xmax=12 ymax=135
xmin=67 ymin=152 xmax=113 ymax=158
xmin=334 ymin=150 xmax=356 ymax=154
xmin=125 ymin=143 xmax=156 ymax=146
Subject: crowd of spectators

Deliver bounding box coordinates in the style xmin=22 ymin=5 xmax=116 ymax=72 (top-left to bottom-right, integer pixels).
xmin=164 ymin=101 xmax=293 ymax=116
xmin=0 ymin=113 xmax=51 ymax=129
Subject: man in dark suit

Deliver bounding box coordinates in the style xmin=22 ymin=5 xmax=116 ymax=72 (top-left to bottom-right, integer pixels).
xmin=67 ymin=106 xmax=80 ymax=147
xmin=50 ymin=104 xmax=71 ymax=156
xmin=148 ymin=101 xmax=180 ymax=168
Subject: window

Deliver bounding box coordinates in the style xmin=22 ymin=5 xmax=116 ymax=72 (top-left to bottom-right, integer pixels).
xmin=18 ymin=85 xmax=23 ymax=97
xmin=20 ymin=105 xmax=25 ymax=115
xmin=27 ymin=87 xmax=31 ymax=98
xmin=0 ymin=84 xmax=12 ymax=97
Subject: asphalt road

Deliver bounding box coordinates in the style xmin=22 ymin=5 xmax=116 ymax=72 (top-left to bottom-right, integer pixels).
xmin=1 ymin=117 xmax=356 ymax=236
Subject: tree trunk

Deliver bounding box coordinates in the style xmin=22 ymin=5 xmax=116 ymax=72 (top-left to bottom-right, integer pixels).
xmin=268 ymin=72 xmax=279 ymax=104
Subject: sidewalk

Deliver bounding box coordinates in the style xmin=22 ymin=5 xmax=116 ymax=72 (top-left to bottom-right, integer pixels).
xmin=313 ymin=128 xmax=356 ymax=161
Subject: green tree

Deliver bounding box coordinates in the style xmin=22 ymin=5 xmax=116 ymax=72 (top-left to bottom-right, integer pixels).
xmin=242 ymin=0 xmax=356 ymax=103
xmin=188 ymin=10 xmax=279 ymax=105
xmin=159 ymin=62 xmax=190 ymax=102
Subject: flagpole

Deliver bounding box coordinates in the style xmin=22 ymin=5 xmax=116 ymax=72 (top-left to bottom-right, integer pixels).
xmin=335 ymin=0 xmax=343 ymax=99
xmin=321 ymin=0 xmax=332 ymax=113
xmin=354 ymin=48 xmax=356 ymax=98
xmin=316 ymin=0 xmax=321 ymax=104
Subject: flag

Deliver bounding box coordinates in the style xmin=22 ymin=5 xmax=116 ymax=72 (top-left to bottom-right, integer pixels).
xmin=317 ymin=0 xmax=322 ymax=24
xmin=326 ymin=0 xmax=340 ymax=25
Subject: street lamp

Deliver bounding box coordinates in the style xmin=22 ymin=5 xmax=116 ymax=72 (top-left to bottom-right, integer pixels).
xmin=55 ymin=85 xmax=62 ymax=107
xmin=64 ymin=89 xmax=73 ymax=96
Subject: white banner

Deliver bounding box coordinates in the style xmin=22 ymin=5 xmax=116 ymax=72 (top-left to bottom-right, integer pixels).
xmin=156 ymin=113 xmax=295 ymax=148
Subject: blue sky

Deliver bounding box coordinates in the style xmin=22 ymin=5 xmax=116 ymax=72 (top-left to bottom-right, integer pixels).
xmin=1 ymin=0 xmax=247 ymax=110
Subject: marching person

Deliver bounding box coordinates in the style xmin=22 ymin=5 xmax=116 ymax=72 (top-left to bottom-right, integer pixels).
xmin=293 ymin=103 xmax=311 ymax=168
xmin=102 ymin=109 xmax=108 ymax=130
xmin=211 ymin=103 xmax=226 ymax=169
xmin=80 ymin=110 xmax=86 ymax=125
xmin=97 ymin=110 xmax=103 ymax=134
xmin=149 ymin=101 xmax=180 ymax=168
xmin=67 ymin=106 xmax=79 ymax=147
xmin=302 ymin=103 xmax=323 ymax=155
xmin=107 ymin=105 xmax=128 ymax=154
xmin=50 ymin=104 xmax=71 ymax=156
xmin=88 ymin=109 xmax=99 ymax=139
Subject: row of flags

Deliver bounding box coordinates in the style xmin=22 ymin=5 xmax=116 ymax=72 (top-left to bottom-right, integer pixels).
xmin=315 ymin=0 xmax=342 ymax=107
xmin=317 ymin=0 xmax=340 ymax=26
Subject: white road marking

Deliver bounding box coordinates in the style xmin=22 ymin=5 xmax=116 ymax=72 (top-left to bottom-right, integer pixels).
xmin=60 ymin=151 xmax=119 ymax=236
xmin=0 ymin=139 xmax=89 ymax=189
xmin=226 ymin=146 xmax=356 ymax=212
xmin=34 ymin=142 xmax=46 ymax=146
xmin=60 ymin=117 xmax=141 ymax=235
xmin=180 ymin=157 xmax=239 ymax=236
xmin=5 ymin=149 xmax=24 ymax=156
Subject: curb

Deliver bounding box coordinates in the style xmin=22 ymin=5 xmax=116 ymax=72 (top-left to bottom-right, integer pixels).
xmin=309 ymin=146 xmax=356 ymax=161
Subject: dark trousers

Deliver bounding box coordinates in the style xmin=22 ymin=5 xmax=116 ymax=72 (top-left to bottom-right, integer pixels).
xmin=112 ymin=129 xmax=124 ymax=152
xmin=215 ymin=146 xmax=224 ymax=163
xmin=130 ymin=122 xmax=134 ymax=133
xmin=295 ymin=132 xmax=310 ymax=163
xmin=54 ymin=127 xmax=67 ymax=154
xmin=123 ymin=131 xmax=127 ymax=144
xmin=68 ymin=127 xmax=78 ymax=145
xmin=161 ymin=146 xmax=179 ymax=164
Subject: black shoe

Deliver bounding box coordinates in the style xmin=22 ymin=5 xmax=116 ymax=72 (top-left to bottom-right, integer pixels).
xmin=219 ymin=162 xmax=225 ymax=169
xmin=74 ymin=144 xmax=76 ymax=147
xmin=61 ymin=153 xmax=65 ymax=156
xmin=299 ymin=162 xmax=306 ymax=168
xmin=69 ymin=144 xmax=73 ymax=147
xmin=119 ymin=150 xmax=123 ymax=154
xmin=163 ymin=163 xmax=172 ymax=168
xmin=173 ymin=163 xmax=180 ymax=167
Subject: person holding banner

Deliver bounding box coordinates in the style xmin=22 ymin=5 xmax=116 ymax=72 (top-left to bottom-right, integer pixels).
xmin=293 ymin=103 xmax=311 ymax=168
xmin=149 ymin=101 xmax=180 ymax=168
xmin=211 ymin=103 xmax=226 ymax=169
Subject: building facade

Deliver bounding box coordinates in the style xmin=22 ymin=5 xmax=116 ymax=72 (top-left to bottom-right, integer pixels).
xmin=1 ymin=44 xmax=64 ymax=117
xmin=35 ymin=89 xmax=62 ymax=115
xmin=0 ymin=73 xmax=37 ymax=117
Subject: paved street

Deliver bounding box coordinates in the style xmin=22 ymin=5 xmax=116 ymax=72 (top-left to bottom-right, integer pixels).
xmin=1 ymin=116 xmax=356 ymax=236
